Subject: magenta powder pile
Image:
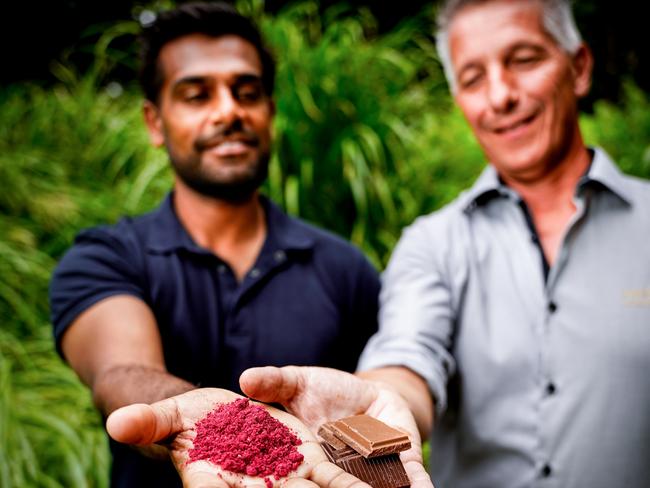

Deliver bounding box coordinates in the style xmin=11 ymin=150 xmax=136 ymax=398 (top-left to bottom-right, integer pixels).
xmin=188 ymin=398 xmax=304 ymax=485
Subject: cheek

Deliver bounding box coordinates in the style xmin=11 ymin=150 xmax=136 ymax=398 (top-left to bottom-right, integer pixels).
xmin=456 ymin=95 xmax=484 ymax=129
xmin=251 ymin=112 xmax=273 ymax=140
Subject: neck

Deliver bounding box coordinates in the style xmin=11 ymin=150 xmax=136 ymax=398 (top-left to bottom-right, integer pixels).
xmin=501 ymin=139 xmax=591 ymax=214
xmin=173 ymin=178 xmax=267 ymax=280
xmin=498 ymin=138 xmax=591 ymax=267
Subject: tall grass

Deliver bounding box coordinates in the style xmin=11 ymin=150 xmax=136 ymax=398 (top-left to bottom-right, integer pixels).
xmin=1 ymin=2 xmax=649 ymax=486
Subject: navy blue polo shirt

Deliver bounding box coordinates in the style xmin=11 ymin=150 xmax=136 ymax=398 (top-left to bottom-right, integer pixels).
xmin=50 ymin=193 xmax=380 ymax=488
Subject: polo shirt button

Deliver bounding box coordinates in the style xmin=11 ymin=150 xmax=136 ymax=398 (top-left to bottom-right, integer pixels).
xmin=548 ymin=301 xmax=557 ymax=313
xmin=274 ymin=250 xmax=286 ymax=263
xmin=250 ymin=268 xmax=261 ymax=279
xmin=541 ymin=464 xmax=552 ymax=477
xmin=217 ymin=264 xmax=227 ymax=274
xmin=545 ymin=382 xmax=556 ymax=395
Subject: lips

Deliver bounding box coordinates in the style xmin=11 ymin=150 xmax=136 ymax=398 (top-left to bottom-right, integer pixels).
xmin=207 ymin=140 xmax=254 ymax=157
xmin=494 ymin=114 xmax=536 ymax=134
xmin=493 ymin=113 xmax=537 ymax=135
xmin=196 ymin=133 xmax=259 ymax=157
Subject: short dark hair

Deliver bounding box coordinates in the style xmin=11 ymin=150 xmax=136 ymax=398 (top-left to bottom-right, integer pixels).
xmin=138 ymin=1 xmax=276 ymax=104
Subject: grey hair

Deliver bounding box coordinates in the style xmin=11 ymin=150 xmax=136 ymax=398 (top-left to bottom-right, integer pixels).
xmin=435 ymin=0 xmax=583 ymax=93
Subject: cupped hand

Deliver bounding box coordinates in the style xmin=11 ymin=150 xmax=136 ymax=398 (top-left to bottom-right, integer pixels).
xmin=240 ymin=367 xmax=434 ymax=488
xmin=106 ymin=388 xmax=370 ymax=488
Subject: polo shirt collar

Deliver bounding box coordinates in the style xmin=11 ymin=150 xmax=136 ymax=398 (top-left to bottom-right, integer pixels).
xmin=261 ymin=196 xmax=315 ymax=251
xmin=461 ymin=146 xmax=632 ymax=213
xmin=144 ymin=193 xmax=314 ymax=255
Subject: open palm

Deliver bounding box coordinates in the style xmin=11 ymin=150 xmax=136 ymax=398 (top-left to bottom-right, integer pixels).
xmin=106 ymin=388 xmax=369 ymax=488
xmin=240 ymin=367 xmax=434 ymax=488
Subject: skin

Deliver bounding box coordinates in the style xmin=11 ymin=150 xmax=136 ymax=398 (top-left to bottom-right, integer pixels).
xmin=240 ymin=366 xmax=434 ymax=488
xmin=107 ymin=389 xmax=369 ymax=488
xmin=449 ymin=0 xmax=593 ymax=264
xmin=65 ymin=34 xmax=365 ymax=488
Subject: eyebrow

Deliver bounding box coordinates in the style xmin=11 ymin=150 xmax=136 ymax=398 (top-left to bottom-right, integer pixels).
xmin=171 ymin=76 xmax=209 ymax=91
xmin=231 ymin=73 xmax=264 ymax=85
xmin=456 ymin=41 xmax=547 ymax=73
xmin=507 ymin=41 xmax=546 ymax=53
xmin=174 ymin=72 xmax=262 ymax=85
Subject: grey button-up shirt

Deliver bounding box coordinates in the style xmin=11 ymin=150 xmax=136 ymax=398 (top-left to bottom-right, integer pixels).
xmin=358 ymin=148 xmax=650 ymax=488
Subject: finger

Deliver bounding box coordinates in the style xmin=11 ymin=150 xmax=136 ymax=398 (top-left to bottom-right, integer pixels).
xmin=240 ymin=366 xmax=300 ymax=404
xmin=309 ymin=461 xmax=371 ymax=488
xmin=403 ymin=460 xmax=434 ymax=488
xmin=182 ymin=468 xmax=230 ymax=488
xmin=284 ymin=477 xmax=320 ymax=488
xmin=106 ymin=398 xmax=182 ymax=445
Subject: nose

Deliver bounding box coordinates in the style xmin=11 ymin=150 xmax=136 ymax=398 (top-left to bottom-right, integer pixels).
xmin=208 ymin=86 xmax=243 ymax=126
xmin=487 ymin=67 xmax=518 ymax=113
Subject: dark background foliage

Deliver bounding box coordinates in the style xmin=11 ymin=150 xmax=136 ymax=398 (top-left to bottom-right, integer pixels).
xmin=2 ymin=0 xmax=648 ymax=108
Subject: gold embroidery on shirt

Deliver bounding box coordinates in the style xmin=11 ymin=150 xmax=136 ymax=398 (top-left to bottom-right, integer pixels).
xmin=623 ymin=288 xmax=650 ymax=306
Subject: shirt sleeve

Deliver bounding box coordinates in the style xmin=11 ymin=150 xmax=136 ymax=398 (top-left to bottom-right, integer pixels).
xmin=49 ymin=225 xmax=147 ymax=359
xmin=348 ymin=254 xmax=381 ymax=367
xmin=357 ymin=217 xmax=457 ymax=418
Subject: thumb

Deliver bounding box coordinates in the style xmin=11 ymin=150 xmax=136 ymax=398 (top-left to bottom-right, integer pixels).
xmin=240 ymin=366 xmax=303 ymax=405
xmin=106 ymin=399 xmax=182 ymax=445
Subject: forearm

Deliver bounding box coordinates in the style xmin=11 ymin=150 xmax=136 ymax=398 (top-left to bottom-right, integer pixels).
xmin=92 ymin=364 xmax=196 ymax=416
xmin=356 ymin=366 xmax=434 ymax=439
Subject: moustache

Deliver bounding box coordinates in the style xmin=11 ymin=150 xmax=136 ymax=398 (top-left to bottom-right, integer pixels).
xmin=194 ymin=125 xmax=260 ymax=152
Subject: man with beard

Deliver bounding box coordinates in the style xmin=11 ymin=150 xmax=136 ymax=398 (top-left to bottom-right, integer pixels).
xmin=48 ymin=3 xmax=379 ymax=487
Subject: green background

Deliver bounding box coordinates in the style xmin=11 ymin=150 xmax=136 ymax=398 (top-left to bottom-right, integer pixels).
xmin=1 ymin=1 xmax=649 ymax=485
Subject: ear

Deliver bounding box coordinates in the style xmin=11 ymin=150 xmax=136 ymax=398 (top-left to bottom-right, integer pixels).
xmin=572 ymin=43 xmax=593 ymax=98
xmin=143 ymin=100 xmax=165 ymax=147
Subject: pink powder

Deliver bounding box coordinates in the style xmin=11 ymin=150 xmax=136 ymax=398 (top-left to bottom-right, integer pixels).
xmin=189 ymin=398 xmax=304 ymax=483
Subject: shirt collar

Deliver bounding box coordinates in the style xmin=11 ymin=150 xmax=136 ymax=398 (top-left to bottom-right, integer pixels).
xmin=459 ymin=165 xmax=510 ymax=213
xmin=145 ymin=193 xmax=314 ymax=255
xmin=461 ymin=147 xmax=632 ymax=213
xmin=578 ymin=147 xmax=633 ymax=205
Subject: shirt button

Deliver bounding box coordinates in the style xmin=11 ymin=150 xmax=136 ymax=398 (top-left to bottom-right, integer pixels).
xmin=541 ymin=464 xmax=552 ymax=477
xmin=217 ymin=264 xmax=227 ymax=274
xmin=545 ymin=382 xmax=556 ymax=395
xmin=273 ymin=250 xmax=286 ymax=263
xmin=548 ymin=301 xmax=558 ymax=313
xmin=250 ymin=268 xmax=261 ymax=279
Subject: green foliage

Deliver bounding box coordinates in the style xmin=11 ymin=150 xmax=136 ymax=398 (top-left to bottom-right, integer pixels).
xmin=580 ymin=81 xmax=650 ymax=179
xmin=0 ymin=329 xmax=109 ymax=488
xmin=260 ymin=1 xmax=457 ymax=264
xmin=0 ymin=26 xmax=166 ymax=486
xmin=0 ymin=1 xmax=649 ymax=486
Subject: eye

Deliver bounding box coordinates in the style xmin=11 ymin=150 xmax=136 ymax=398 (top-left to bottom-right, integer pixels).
xmin=183 ymin=90 xmax=209 ymax=103
xmin=509 ymin=47 xmax=545 ymax=69
xmin=512 ymin=56 xmax=538 ymax=66
xmin=458 ymin=69 xmax=484 ymax=90
xmin=234 ymin=82 xmax=264 ymax=103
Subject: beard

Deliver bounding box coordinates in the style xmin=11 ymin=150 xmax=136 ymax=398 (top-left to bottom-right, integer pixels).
xmin=171 ymin=151 xmax=269 ymax=204
xmin=167 ymin=122 xmax=270 ymax=204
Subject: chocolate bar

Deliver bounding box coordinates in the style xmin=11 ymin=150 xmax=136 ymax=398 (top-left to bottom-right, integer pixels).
xmin=318 ymin=422 xmax=348 ymax=450
xmin=321 ymin=442 xmax=410 ymax=488
xmin=330 ymin=415 xmax=411 ymax=458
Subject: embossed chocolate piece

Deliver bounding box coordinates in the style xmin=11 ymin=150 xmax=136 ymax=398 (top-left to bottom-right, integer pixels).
xmin=320 ymin=442 xmax=410 ymax=488
xmin=330 ymin=414 xmax=411 ymax=458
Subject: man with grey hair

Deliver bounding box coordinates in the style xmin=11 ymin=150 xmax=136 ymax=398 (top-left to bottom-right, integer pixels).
xmin=240 ymin=1 xmax=650 ymax=487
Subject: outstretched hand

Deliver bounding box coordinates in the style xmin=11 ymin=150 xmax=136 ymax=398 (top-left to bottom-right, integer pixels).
xmin=240 ymin=367 xmax=434 ymax=488
xmin=106 ymin=388 xmax=370 ymax=488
